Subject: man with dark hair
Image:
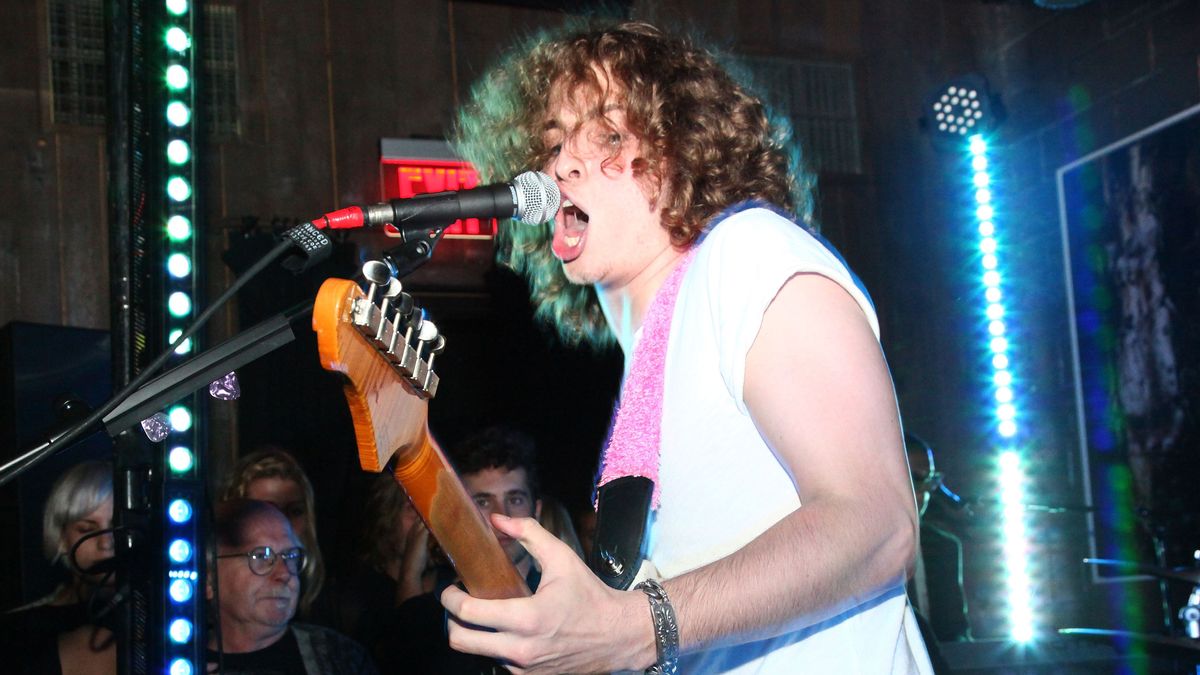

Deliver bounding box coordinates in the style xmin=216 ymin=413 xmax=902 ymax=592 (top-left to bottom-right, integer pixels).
xmin=380 ymin=428 xmax=545 ymax=674
xmin=439 ymin=19 xmax=931 ymax=675
xmin=449 ymin=426 xmax=543 ymax=585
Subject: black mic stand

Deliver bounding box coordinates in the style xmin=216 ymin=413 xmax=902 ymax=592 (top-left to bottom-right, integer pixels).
xmin=101 ymin=220 xmax=439 ymax=675
xmin=106 ymin=309 xmax=300 ymax=675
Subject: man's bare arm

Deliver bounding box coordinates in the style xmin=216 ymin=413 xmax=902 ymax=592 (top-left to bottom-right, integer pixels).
xmin=665 ymin=272 xmax=918 ymax=651
xmin=441 ymin=273 xmax=918 ymax=673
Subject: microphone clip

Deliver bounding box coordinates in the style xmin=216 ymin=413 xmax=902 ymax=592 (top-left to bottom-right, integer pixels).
xmin=381 ymin=227 xmax=445 ymax=279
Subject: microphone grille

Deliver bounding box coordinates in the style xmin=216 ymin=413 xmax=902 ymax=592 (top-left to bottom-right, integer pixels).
xmin=511 ymin=171 xmax=560 ymax=225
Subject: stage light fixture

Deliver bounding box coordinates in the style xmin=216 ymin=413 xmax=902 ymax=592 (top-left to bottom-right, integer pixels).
xmin=167 ymin=253 xmax=191 ymax=278
xmin=167 ymin=291 xmax=191 ymax=316
xmin=168 ymin=447 xmax=194 ymax=473
xmin=167 ymin=329 xmax=192 ymax=354
xmin=958 ymin=133 xmax=1036 ymax=641
xmin=168 ymin=499 xmax=193 ymax=524
xmin=167 ymin=140 xmax=190 ymax=165
xmin=169 ymin=619 xmax=193 ymax=644
xmin=169 ymin=579 xmax=193 ymax=603
xmin=167 ymin=215 xmax=192 ymax=241
xmin=168 ymin=539 xmax=192 ymax=563
xmin=923 ymin=76 xmax=1001 ymax=152
xmin=166 ymin=101 xmax=191 ymax=127
xmin=167 ymin=176 xmax=191 ymax=201
xmin=165 ymin=27 xmax=191 ymax=53
xmin=166 ymin=65 xmax=189 ymax=90
xmin=168 ymin=406 xmax=193 ymax=431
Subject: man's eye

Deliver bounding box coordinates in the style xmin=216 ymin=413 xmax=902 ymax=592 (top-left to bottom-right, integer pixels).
xmin=474 ymin=497 xmax=490 ymax=508
xmin=508 ymin=496 xmax=526 ymax=507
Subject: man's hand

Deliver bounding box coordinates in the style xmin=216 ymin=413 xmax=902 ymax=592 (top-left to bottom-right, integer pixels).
xmin=441 ymin=514 xmax=656 ymax=674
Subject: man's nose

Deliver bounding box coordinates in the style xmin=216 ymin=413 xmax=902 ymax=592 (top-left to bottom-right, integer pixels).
xmin=552 ymin=139 xmax=584 ymax=182
xmin=271 ymin=558 xmax=296 ymax=583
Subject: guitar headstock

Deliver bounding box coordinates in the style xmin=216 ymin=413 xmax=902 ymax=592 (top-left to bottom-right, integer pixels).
xmin=313 ymin=263 xmax=446 ymax=472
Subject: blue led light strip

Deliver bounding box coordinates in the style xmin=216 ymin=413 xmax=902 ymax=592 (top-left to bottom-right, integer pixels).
xmin=967 ymin=134 xmax=1034 ymax=642
xmin=160 ymin=1 xmax=202 ymax=672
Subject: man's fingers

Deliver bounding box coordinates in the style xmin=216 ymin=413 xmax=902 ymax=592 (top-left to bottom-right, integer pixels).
xmin=441 ymin=583 xmax=536 ymax=634
xmin=491 ymin=514 xmax=570 ymax=567
xmin=445 ymin=612 xmax=529 ymax=670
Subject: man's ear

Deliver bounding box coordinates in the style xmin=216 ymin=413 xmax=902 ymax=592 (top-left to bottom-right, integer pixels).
xmin=534 ymin=498 xmax=543 ymax=521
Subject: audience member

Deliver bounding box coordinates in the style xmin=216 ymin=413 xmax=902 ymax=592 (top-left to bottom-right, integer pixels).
xmin=1 ymin=460 xmax=117 ymax=675
xmin=223 ymin=446 xmax=326 ymax=618
xmin=380 ymin=426 xmax=548 ymax=674
xmin=207 ymin=498 xmax=376 ymax=674
xmin=453 ymin=426 xmax=544 ymax=583
xmin=319 ymin=472 xmax=441 ymax=650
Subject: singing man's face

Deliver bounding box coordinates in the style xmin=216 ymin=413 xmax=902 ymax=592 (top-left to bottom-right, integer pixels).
xmin=541 ymin=68 xmax=674 ymax=292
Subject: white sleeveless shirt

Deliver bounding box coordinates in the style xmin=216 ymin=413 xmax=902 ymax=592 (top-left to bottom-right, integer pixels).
xmin=643 ymin=206 xmax=932 ymax=674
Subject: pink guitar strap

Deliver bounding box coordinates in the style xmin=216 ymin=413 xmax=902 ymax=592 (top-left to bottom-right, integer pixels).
xmin=590 ymin=248 xmax=696 ymax=589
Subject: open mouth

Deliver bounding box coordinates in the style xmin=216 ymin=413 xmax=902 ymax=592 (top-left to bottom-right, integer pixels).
xmin=552 ymin=199 xmax=589 ymax=262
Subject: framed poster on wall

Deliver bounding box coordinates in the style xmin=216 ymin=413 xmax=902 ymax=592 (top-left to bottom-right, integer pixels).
xmin=1057 ymin=102 xmax=1200 ymax=580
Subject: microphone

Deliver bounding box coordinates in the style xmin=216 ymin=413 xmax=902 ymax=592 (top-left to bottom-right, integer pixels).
xmin=311 ymin=170 xmax=560 ymax=242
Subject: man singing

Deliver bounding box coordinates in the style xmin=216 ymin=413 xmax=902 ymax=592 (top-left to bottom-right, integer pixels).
xmin=441 ymin=21 xmax=932 ymax=674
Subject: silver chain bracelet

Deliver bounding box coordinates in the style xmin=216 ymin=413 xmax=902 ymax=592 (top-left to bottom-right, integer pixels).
xmin=635 ymin=579 xmax=679 ymax=675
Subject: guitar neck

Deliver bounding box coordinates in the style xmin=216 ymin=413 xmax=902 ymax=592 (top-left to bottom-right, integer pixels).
xmin=314 ymin=276 xmax=529 ymax=600
xmin=391 ymin=432 xmax=530 ymax=599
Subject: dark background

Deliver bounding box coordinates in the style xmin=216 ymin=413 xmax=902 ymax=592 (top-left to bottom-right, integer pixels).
xmin=2 ymin=0 xmax=1199 ymax=662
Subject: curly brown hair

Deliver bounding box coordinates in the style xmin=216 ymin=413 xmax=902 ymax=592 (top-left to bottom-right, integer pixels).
xmin=454 ymin=20 xmax=813 ymax=346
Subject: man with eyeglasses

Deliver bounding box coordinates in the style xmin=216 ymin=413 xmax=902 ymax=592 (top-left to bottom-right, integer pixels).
xmin=208 ymin=499 xmax=377 ymax=674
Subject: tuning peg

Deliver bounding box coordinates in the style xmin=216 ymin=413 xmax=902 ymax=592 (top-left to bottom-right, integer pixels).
xmin=422 ymin=335 xmax=446 ymax=396
xmin=374 ymin=278 xmax=403 ymax=342
xmin=361 ymin=260 xmax=393 ymax=304
xmin=411 ymin=320 xmax=439 ymax=392
xmin=397 ymin=307 xmax=426 ymax=378
xmin=387 ymin=293 xmax=415 ymax=358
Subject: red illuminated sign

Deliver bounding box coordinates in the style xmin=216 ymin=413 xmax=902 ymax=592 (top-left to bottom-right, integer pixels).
xmin=380 ymin=158 xmax=495 ymax=237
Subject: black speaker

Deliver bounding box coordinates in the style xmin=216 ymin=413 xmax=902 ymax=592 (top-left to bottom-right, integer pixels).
xmin=0 ymin=321 xmax=112 ymax=608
